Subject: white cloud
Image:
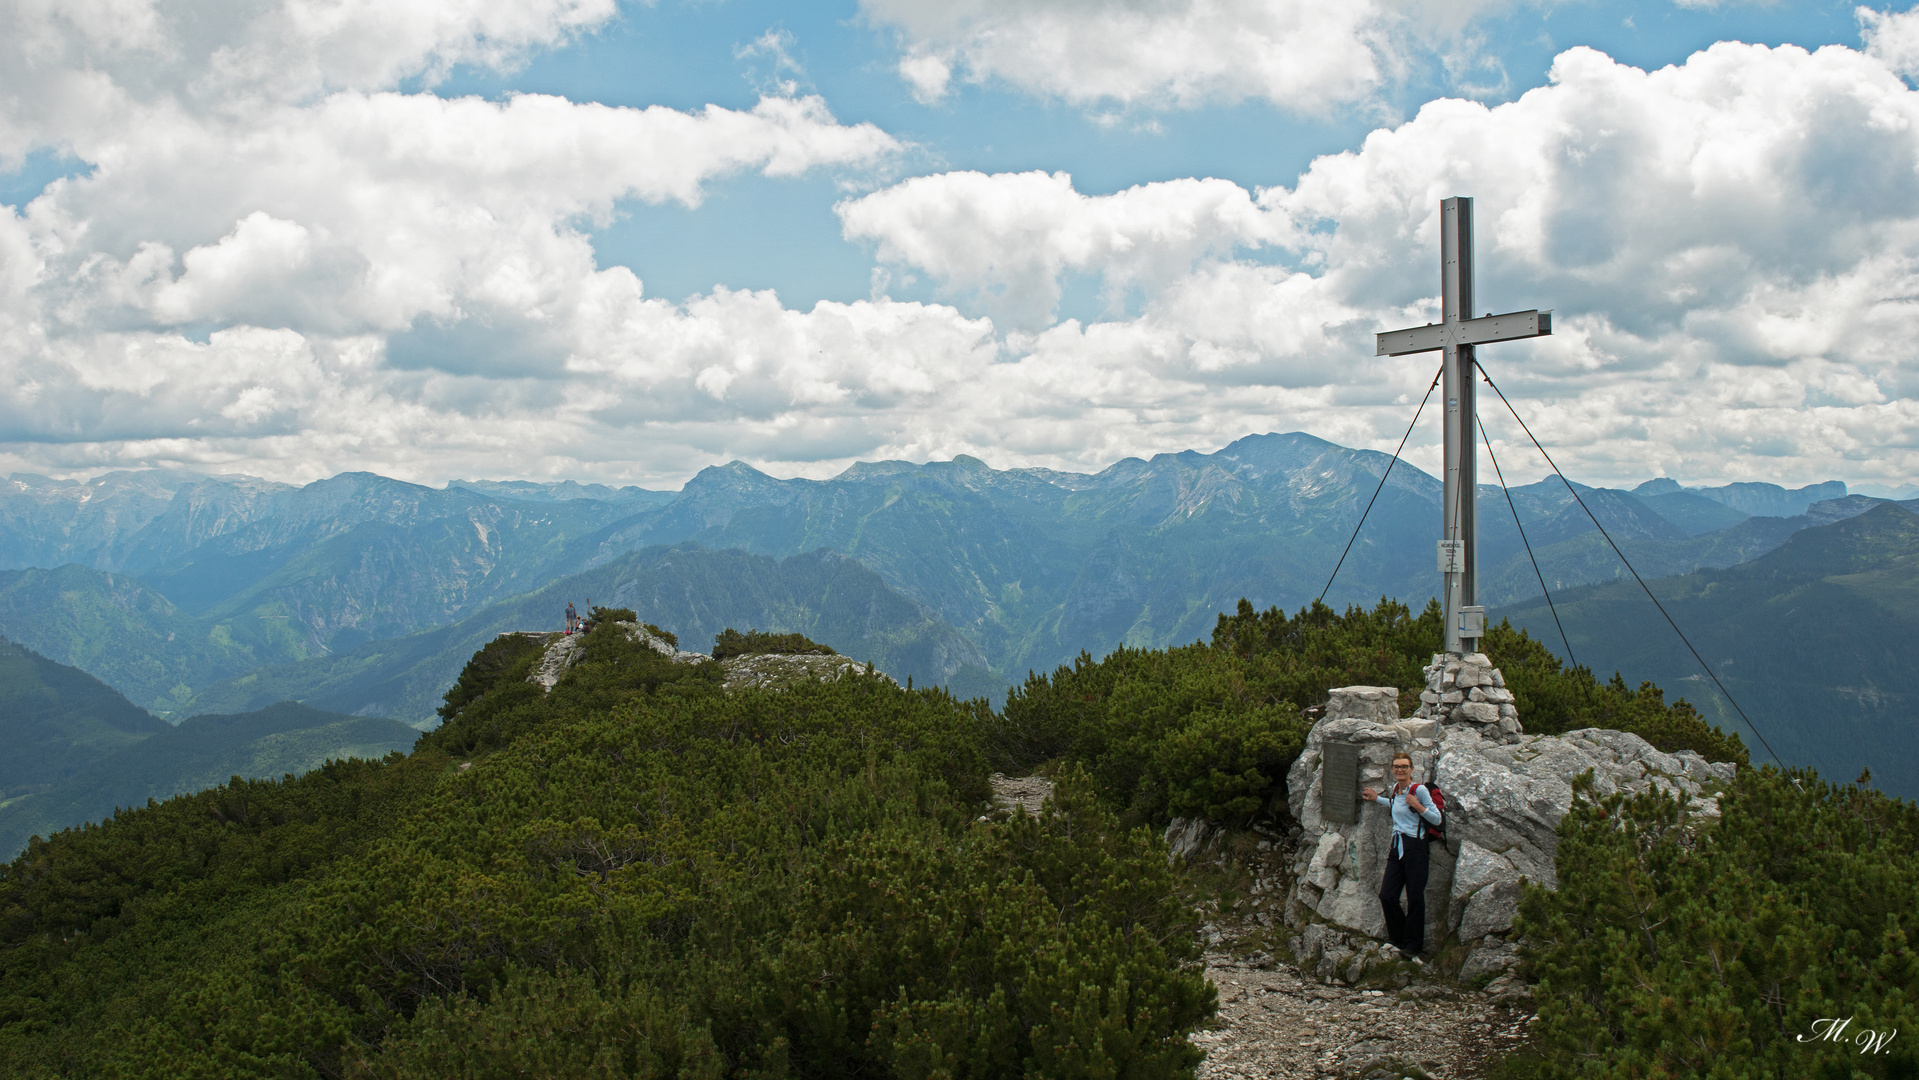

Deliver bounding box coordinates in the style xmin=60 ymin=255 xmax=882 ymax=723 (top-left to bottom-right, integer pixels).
xmin=20 ymin=90 xmax=899 ymax=339
xmin=858 ymin=0 xmax=1528 ymax=112
xmin=812 ymin=40 xmax=1919 ymax=488
xmin=0 ymin=0 xmax=618 ymax=151
xmin=838 ymin=170 xmax=1284 ymax=327
xmin=8 ymin=5 xmax=1919 ymax=497
xmin=1861 ymin=4 xmax=1919 ymax=79
xmin=0 ymin=0 xmax=910 ymax=484
xmin=862 ymin=0 xmax=1394 ymax=111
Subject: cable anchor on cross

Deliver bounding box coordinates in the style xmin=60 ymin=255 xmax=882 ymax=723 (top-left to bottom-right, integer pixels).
xmin=1376 ymin=197 xmax=1552 ymax=657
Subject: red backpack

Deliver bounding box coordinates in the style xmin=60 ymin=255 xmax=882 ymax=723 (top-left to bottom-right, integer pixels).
xmin=1415 ymin=784 xmax=1448 ymax=845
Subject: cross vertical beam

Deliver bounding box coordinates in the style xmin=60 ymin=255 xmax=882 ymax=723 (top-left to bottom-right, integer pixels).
xmin=1376 ymin=198 xmax=1551 ymax=657
xmin=1441 ymin=197 xmax=1478 ymax=655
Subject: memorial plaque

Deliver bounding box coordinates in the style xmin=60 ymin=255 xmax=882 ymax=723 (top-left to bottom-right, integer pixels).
xmin=1320 ymin=740 xmax=1360 ymax=824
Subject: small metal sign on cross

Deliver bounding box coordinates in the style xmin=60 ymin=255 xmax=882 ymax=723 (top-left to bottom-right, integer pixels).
xmin=1376 ymin=197 xmax=1552 ymax=656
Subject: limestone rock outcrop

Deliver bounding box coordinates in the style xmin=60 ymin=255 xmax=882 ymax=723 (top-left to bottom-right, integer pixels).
xmin=1286 ymin=655 xmax=1738 ymax=978
xmin=717 ymin=651 xmax=892 ymax=691
xmin=1285 ymin=686 xmax=1451 ymax=947
xmin=524 ymin=622 xmax=893 ymax=695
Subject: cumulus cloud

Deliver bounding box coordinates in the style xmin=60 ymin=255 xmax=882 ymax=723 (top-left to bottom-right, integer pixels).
xmin=821 ymin=40 xmax=1919 ymax=487
xmin=1860 ymin=4 xmax=1919 ymax=79
xmin=0 ymin=0 xmax=910 ymax=483
xmin=858 ymin=0 xmax=1525 ymax=111
xmin=0 ymin=0 xmax=617 ymax=149
xmin=837 ymin=170 xmax=1285 ymax=327
xmin=8 ymin=2 xmax=1919 ymax=495
xmin=863 ymin=0 xmax=1391 ymax=110
xmin=23 ymin=90 xmax=899 ymax=339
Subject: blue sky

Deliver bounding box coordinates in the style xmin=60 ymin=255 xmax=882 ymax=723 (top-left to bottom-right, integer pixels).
xmin=441 ymin=0 xmax=1873 ymax=314
xmin=2 ymin=0 xmax=1916 ymax=496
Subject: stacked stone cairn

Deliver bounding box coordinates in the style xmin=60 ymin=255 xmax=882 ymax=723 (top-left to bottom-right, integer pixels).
xmin=1412 ymin=652 xmax=1521 ymax=743
xmin=1280 ymin=654 xmax=1738 ymax=997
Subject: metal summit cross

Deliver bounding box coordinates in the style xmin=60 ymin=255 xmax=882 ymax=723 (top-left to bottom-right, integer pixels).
xmin=1376 ymin=197 xmax=1552 ymax=656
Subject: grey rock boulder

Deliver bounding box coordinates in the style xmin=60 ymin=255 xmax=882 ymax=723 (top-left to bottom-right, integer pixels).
xmin=1288 ymin=670 xmax=1739 ymax=952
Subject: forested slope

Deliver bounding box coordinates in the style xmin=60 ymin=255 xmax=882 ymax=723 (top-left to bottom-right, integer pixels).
xmin=4 ymin=596 xmax=1911 ymax=1078
xmin=0 ymin=637 xmax=168 ymax=806
xmin=0 ymin=702 xmax=421 ymax=860
xmin=1496 ymin=502 xmax=1919 ymax=796
xmin=0 ymin=618 xmax=1207 ymax=1078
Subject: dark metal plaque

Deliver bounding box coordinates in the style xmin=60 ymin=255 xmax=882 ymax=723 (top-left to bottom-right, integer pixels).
xmin=1321 ymin=741 xmax=1360 ymax=824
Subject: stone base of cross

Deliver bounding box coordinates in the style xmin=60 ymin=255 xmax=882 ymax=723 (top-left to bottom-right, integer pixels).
xmin=1376 ymin=198 xmax=1551 ymax=655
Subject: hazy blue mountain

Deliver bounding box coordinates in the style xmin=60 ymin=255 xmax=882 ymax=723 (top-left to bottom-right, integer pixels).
xmin=0 ymin=701 xmax=420 ymax=859
xmin=2 ymin=439 xmax=1880 ymax=714
xmin=1693 ymin=479 xmax=1849 ymax=518
xmin=0 ymin=637 xmax=169 ymax=803
xmin=1494 ymin=502 xmax=1919 ymax=798
xmin=0 ymin=470 xmax=294 ymax=574
xmin=548 ymin=434 xmax=1868 ymax=688
xmin=447 ymin=478 xmax=674 ymax=505
xmin=133 ymin=472 xmax=646 ymax=620
xmin=1629 ymin=482 xmax=1753 ymax=536
xmin=180 ymin=544 xmax=995 ymax=723
xmin=0 ymin=564 xmax=291 ymax=715
xmin=0 ymin=471 xmax=666 ymax=707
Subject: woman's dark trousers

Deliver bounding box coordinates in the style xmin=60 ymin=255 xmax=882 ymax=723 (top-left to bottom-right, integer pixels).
xmin=1379 ymin=836 xmax=1429 ymax=955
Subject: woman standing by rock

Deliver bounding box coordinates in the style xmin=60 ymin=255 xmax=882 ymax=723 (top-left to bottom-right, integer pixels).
xmin=1364 ymin=751 xmax=1442 ymax=958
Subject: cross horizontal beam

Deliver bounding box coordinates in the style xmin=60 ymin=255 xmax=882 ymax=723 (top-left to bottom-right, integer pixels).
xmin=1375 ymin=309 xmax=1553 ymax=357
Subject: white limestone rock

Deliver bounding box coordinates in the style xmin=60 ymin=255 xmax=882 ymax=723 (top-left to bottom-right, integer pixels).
xmin=1323 ymin=685 xmax=1402 ymax=725
xmin=1285 ymin=686 xmax=1455 ymax=947
xmin=528 ymin=633 xmax=582 ymax=690
xmin=1164 ymin=817 xmax=1221 ymax=863
xmin=718 ymin=651 xmax=891 ymax=691
xmin=1289 ymin=669 xmax=1739 ymax=952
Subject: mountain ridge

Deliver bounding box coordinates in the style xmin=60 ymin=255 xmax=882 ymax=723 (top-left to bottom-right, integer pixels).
xmin=1494 ymin=501 xmax=1919 ymax=797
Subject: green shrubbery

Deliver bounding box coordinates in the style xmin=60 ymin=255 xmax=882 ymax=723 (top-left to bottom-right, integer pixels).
xmin=0 ymin=590 xmax=1791 ymax=1079
xmin=1506 ymin=767 xmax=1917 ymax=1078
xmin=710 ymin=628 xmax=836 ymax=660
xmin=1006 ymin=598 xmax=1747 ymax=827
xmin=0 ymin=612 xmax=1210 ymax=1079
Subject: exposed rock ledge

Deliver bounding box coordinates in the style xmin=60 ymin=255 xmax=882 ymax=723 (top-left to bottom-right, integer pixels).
xmin=1283 ymin=656 xmax=1737 ymax=983
xmin=517 ymin=623 xmax=893 ymax=694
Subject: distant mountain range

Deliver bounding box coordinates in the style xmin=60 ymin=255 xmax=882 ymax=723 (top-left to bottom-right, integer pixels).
xmin=1496 ymin=502 xmax=1919 ymax=799
xmin=0 ymin=640 xmax=420 ymax=858
xmin=3 ymin=434 xmax=1912 ymax=761
xmin=180 ymin=544 xmax=994 ymax=724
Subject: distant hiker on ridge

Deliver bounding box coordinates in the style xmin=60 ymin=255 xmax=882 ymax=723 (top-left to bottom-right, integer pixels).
xmin=1363 ymin=750 xmax=1442 ymax=959
xmin=565 ymin=600 xmax=578 ymax=635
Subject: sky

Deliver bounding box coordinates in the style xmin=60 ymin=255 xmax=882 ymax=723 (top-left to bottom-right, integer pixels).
xmin=4 ymin=0 xmax=1919 ymax=495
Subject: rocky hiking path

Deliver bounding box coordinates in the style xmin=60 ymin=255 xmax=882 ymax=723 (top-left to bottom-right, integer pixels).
xmin=1194 ymin=954 xmax=1534 ymax=1079
xmin=986 ymin=776 xmax=1536 ymax=1079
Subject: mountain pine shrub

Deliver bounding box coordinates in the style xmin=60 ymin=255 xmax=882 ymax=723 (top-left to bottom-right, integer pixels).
xmin=1504 ymin=767 xmax=1917 ymax=1078
xmin=1006 ymin=598 xmax=1747 ymax=827
xmin=711 ymin=628 xmax=836 ymax=660
xmin=1 ymin=614 xmax=1211 ymax=1079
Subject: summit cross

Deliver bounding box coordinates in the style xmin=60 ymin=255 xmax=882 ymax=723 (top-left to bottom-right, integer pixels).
xmin=1376 ymin=197 xmax=1552 ymax=656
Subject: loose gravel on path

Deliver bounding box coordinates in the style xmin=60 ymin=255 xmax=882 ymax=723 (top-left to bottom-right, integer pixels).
xmin=1194 ymin=953 xmax=1534 ymax=1079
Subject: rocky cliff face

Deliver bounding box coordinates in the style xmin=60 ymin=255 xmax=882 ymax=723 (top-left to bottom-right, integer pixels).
xmin=1282 ymin=657 xmax=1737 ymax=984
